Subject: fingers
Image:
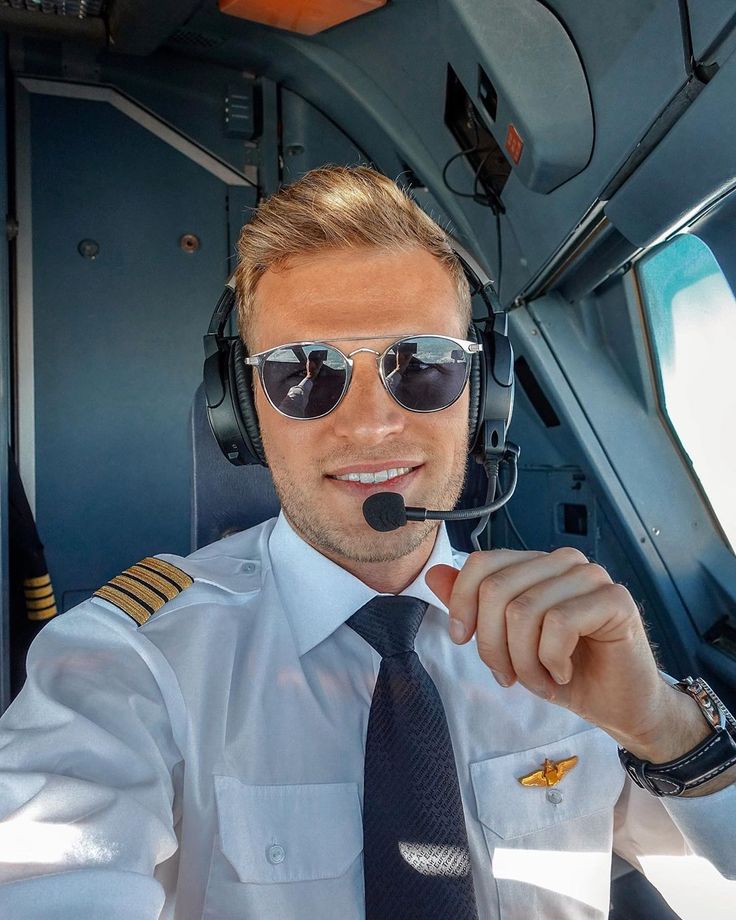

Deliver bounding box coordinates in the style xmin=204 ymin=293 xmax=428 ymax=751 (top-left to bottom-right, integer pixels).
xmin=447 ymin=549 xmax=558 ymax=689
xmin=447 ymin=549 xmax=546 ymax=641
xmin=424 ymin=564 xmax=460 ymax=608
xmin=503 ymin=564 xmax=613 ymax=693
xmin=537 ymin=583 xmax=642 ymax=686
xmin=448 ymin=547 xmax=587 ymax=645
xmin=447 ymin=548 xmax=618 ymax=695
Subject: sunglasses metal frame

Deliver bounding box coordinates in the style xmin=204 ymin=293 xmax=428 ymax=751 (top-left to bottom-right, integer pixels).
xmin=244 ymin=333 xmax=483 ymax=420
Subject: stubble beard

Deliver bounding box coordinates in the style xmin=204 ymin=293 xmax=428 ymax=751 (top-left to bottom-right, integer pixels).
xmin=267 ymin=431 xmax=471 ymax=564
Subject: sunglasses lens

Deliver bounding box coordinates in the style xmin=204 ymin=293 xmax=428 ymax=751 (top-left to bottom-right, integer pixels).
xmin=261 ymin=344 xmax=347 ymax=418
xmin=383 ymin=336 xmax=470 ymax=411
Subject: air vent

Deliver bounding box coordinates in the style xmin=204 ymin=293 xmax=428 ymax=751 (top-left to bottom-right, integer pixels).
xmin=2 ymin=0 xmax=105 ymax=16
xmin=515 ymin=356 xmax=560 ymax=428
xmin=170 ymin=28 xmax=226 ymax=49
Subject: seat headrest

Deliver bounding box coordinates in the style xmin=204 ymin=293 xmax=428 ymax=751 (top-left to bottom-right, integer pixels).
xmin=190 ymin=383 xmax=280 ymax=551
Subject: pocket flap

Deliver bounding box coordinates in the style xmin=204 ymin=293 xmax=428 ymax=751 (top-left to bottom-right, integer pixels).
xmin=470 ymin=727 xmax=624 ymax=840
xmin=213 ymin=775 xmax=363 ymax=884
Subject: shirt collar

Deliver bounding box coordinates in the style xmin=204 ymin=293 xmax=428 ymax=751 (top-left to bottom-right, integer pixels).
xmin=268 ymin=510 xmax=456 ymax=658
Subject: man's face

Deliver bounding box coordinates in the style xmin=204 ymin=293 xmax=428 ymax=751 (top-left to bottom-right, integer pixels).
xmin=250 ymin=246 xmax=470 ymax=565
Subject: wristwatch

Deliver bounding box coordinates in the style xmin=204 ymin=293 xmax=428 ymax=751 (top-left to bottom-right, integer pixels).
xmin=618 ymin=676 xmax=736 ymax=796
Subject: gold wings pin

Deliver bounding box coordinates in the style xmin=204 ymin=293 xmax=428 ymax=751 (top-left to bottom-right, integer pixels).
xmin=518 ymin=756 xmax=579 ymax=789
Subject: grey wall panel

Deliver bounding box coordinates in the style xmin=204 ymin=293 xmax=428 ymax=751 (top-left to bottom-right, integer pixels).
xmin=280 ymin=88 xmax=367 ymax=183
xmin=227 ymin=184 xmax=258 ymax=276
xmin=28 ymin=92 xmax=229 ymax=608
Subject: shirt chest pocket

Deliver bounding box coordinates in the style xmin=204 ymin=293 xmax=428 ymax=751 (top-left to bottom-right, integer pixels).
xmin=470 ymin=727 xmax=626 ymax=920
xmin=212 ymin=775 xmax=364 ymax=884
xmin=471 ymin=726 xmax=625 ymax=841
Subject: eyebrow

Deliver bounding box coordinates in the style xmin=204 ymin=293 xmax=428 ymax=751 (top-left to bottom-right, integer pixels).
xmin=296 ymin=333 xmax=419 ymax=344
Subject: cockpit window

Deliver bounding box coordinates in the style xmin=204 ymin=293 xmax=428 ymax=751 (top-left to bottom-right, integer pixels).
xmin=636 ymin=233 xmax=736 ymax=551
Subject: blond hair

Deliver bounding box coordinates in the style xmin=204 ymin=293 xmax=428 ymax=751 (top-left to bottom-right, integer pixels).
xmin=234 ymin=165 xmax=471 ymax=347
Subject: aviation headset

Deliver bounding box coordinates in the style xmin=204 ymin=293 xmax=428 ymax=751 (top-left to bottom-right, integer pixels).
xmin=202 ymin=242 xmax=514 ymax=470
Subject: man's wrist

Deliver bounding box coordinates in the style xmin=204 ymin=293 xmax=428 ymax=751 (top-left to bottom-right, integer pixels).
xmin=618 ymin=683 xmax=712 ymax=765
xmin=617 ymin=676 xmax=736 ymax=797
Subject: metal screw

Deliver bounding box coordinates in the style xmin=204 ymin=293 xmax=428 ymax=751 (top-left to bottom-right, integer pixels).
xmin=78 ymin=239 xmax=100 ymax=260
xmin=651 ymin=527 xmax=660 ymax=536
xmin=180 ymin=234 xmax=200 ymax=253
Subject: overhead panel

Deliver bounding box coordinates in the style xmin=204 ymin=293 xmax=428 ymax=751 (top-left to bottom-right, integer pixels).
xmin=218 ymin=0 xmax=386 ymax=36
xmin=686 ymin=0 xmax=736 ymax=64
xmin=605 ymin=48 xmax=736 ymax=249
xmin=440 ymin=0 xmax=593 ymax=195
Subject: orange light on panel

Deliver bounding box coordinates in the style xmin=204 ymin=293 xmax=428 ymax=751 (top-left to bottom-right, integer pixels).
xmin=505 ymin=124 xmax=524 ymax=165
xmin=219 ymin=0 xmax=387 ymax=36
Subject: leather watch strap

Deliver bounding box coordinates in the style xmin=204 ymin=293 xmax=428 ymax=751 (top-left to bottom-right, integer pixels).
xmin=618 ymin=676 xmax=736 ymax=796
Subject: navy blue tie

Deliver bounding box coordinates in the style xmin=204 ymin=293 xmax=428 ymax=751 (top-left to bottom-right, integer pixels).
xmin=347 ymin=595 xmax=479 ymax=920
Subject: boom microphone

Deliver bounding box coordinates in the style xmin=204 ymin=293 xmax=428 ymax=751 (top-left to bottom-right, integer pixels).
xmin=362 ymin=444 xmax=520 ymax=533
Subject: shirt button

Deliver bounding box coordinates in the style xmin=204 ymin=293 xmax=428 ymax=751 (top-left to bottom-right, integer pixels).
xmin=267 ymin=844 xmax=286 ymax=864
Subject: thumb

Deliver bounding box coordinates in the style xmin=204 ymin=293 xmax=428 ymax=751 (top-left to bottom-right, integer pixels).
xmin=425 ymin=563 xmax=460 ymax=608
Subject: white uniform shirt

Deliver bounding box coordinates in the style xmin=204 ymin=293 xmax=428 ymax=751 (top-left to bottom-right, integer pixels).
xmin=0 ymin=513 xmax=735 ymax=919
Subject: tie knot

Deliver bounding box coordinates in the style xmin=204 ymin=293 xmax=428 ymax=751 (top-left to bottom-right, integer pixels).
xmin=346 ymin=595 xmax=429 ymax=658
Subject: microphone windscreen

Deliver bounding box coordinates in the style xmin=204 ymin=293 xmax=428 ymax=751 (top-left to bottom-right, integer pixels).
xmin=362 ymin=492 xmax=408 ymax=532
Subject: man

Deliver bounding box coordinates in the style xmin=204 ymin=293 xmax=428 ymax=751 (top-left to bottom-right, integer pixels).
xmin=0 ymin=165 xmax=734 ymax=920
xmin=278 ymin=348 xmax=327 ymax=417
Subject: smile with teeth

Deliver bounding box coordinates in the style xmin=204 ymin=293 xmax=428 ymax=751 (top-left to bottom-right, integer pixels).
xmin=330 ymin=466 xmax=416 ymax=484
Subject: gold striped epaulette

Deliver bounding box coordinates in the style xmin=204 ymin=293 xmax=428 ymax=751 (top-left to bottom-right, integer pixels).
xmin=94 ymin=557 xmax=193 ymax=626
xmin=24 ymin=572 xmax=57 ymax=621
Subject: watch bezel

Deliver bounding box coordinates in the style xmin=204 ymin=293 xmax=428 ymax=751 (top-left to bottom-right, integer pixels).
xmin=674 ymin=676 xmax=736 ymax=734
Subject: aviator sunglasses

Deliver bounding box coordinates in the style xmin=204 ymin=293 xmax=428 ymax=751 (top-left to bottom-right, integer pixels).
xmin=245 ymin=334 xmax=483 ymax=420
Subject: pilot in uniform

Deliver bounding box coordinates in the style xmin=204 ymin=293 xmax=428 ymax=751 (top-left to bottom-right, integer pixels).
xmin=1 ymin=165 xmax=735 ymax=919
xmin=0 ymin=515 xmax=734 ymax=919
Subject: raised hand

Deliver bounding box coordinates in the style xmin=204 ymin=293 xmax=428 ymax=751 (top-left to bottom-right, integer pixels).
xmin=425 ymin=548 xmax=710 ymax=764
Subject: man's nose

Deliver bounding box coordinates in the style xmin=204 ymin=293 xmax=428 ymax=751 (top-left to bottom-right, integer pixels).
xmin=330 ymin=355 xmax=405 ymax=443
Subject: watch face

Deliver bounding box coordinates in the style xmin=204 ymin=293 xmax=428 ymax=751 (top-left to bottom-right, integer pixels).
xmin=688 ymin=678 xmax=736 ymax=733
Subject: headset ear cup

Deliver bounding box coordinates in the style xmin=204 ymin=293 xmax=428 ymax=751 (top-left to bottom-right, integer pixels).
xmin=467 ymin=323 xmax=483 ymax=451
xmin=231 ymin=339 xmax=268 ymax=467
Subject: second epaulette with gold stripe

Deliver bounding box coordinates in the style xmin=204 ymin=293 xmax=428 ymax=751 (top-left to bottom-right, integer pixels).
xmin=24 ymin=572 xmax=57 ymax=621
xmin=94 ymin=557 xmax=193 ymax=626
